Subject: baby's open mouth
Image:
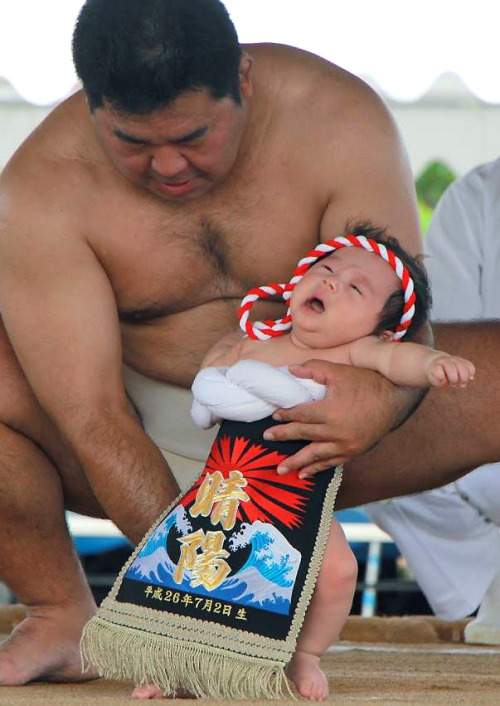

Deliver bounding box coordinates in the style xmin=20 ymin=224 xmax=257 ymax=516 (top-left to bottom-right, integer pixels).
xmin=305 ymin=297 xmax=325 ymax=313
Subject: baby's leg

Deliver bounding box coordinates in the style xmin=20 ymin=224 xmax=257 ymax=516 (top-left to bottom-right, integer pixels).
xmin=287 ymin=519 xmax=357 ymax=700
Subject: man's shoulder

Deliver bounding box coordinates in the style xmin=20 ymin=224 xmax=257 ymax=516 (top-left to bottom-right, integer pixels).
xmin=247 ymin=42 xmax=395 ymax=174
xmin=247 ymin=43 xmax=385 ymax=115
xmin=2 ymin=91 xmax=98 ymax=186
xmin=246 ymin=42 xmax=354 ymax=78
xmin=0 ymin=92 xmax=107 ymax=219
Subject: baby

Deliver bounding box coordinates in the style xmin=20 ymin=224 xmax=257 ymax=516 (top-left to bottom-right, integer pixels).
xmin=133 ymin=224 xmax=474 ymax=701
xmin=196 ymin=224 xmax=474 ymax=701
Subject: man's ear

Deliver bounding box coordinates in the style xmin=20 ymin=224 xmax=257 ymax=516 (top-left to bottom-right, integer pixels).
xmin=239 ymin=52 xmax=253 ymax=100
xmin=379 ymin=330 xmax=395 ymax=342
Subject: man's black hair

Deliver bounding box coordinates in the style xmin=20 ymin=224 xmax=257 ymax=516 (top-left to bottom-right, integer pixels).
xmin=72 ymin=0 xmax=242 ymax=114
xmin=338 ymin=222 xmax=431 ymax=340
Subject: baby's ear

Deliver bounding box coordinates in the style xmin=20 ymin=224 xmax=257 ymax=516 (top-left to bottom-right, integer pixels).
xmin=379 ymin=330 xmax=395 ymax=342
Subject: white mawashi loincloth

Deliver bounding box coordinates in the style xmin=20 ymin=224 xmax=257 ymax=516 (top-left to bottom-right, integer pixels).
xmin=122 ymin=366 xmax=217 ymax=492
xmin=123 ymin=360 xmax=327 ymax=493
xmin=191 ymin=359 xmax=326 ymax=428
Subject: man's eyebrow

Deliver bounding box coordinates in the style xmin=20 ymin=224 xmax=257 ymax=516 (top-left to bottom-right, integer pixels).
xmin=168 ymin=125 xmax=208 ymax=144
xmin=113 ymin=128 xmax=152 ymax=145
xmin=113 ymin=124 xmax=208 ymax=146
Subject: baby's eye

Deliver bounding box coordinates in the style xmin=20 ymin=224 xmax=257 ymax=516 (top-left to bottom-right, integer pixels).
xmin=322 ymin=264 xmax=333 ymax=273
xmin=351 ymin=284 xmax=362 ymax=295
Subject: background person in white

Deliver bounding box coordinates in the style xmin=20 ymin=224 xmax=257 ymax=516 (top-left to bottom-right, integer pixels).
xmin=365 ymin=158 xmax=500 ymax=644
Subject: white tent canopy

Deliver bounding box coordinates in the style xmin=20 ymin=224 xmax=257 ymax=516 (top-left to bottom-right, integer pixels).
xmin=1 ymin=0 xmax=499 ymax=106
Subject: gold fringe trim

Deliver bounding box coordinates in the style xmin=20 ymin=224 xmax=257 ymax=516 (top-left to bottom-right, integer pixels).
xmin=81 ymin=466 xmax=343 ymax=699
xmin=290 ymin=465 xmax=343 ymax=641
xmin=81 ymin=617 xmax=295 ymax=700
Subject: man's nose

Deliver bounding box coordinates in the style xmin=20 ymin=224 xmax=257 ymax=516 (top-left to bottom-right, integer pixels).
xmin=151 ymin=146 xmax=189 ymax=178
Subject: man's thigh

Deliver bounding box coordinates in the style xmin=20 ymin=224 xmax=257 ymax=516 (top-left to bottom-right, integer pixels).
xmin=0 ymin=317 xmax=106 ymax=517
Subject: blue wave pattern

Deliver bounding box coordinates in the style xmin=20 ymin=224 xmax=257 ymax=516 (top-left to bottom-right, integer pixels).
xmin=240 ymin=530 xmax=295 ymax=587
xmin=126 ymin=508 xmax=302 ymax=615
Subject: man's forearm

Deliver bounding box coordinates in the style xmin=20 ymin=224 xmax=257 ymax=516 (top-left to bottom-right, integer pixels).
xmin=389 ymin=383 xmax=428 ymax=430
xmin=66 ymin=409 xmax=179 ymax=544
xmin=338 ymin=321 xmax=500 ymax=508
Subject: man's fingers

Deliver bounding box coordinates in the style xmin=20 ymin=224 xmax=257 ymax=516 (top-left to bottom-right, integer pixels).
xmin=276 ymin=443 xmax=343 ymax=475
xmin=273 ymin=400 xmax=328 ymax=424
xmin=264 ymin=421 xmax=326 ymax=442
xmin=288 ymin=360 xmax=336 ymax=386
xmin=298 ymin=461 xmax=339 ymax=479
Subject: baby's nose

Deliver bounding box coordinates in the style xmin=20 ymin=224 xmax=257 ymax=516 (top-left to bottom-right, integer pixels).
xmin=322 ymin=275 xmax=339 ymax=291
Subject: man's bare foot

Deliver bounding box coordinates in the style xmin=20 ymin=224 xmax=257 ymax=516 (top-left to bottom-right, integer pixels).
xmin=0 ymin=602 xmax=97 ymax=685
xmin=286 ymin=650 xmax=329 ymax=701
xmin=132 ymin=684 xmax=195 ymax=699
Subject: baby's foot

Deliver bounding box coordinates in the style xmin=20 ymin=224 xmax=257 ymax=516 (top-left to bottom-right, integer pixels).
xmin=132 ymin=683 xmax=195 ymax=699
xmin=286 ymin=650 xmax=329 ymax=701
xmin=132 ymin=684 xmax=165 ymax=699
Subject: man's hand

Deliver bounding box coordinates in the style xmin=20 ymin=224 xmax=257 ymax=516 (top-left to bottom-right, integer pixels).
xmin=263 ymin=360 xmax=406 ymax=478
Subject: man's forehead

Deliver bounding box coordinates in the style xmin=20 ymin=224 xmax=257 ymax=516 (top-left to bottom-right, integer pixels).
xmin=101 ymin=88 xmax=226 ymax=120
xmin=95 ymin=100 xmax=209 ymax=142
xmin=98 ymin=90 xmax=237 ymax=140
xmin=99 ymin=99 xmax=193 ymax=124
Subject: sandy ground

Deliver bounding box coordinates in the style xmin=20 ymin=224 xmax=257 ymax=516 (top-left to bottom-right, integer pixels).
xmin=1 ymin=611 xmax=500 ymax=705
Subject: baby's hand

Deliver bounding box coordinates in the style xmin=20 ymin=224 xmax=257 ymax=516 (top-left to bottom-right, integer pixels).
xmin=427 ymin=354 xmax=475 ymax=388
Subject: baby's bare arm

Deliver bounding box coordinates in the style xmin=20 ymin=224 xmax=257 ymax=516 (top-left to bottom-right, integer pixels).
xmin=348 ymin=336 xmax=475 ymax=388
xmin=200 ymin=330 xmax=246 ymax=369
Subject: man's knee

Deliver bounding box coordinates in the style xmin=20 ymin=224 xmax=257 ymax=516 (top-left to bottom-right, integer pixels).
xmin=0 ymin=421 xmax=48 ymax=522
xmin=0 ymin=419 xmax=25 ymax=466
xmin=0 ymin=322 xmax=106 ymax=518
xmin=0 ymin=323 xmax=42 ymax=432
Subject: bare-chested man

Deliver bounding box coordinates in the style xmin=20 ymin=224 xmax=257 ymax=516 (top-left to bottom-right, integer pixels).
xmin=0 ymin=0 xmax=499 ymax=689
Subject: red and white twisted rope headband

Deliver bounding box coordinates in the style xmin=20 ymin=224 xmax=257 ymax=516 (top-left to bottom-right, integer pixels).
xmin=238 ymin=234 xmax=416 ymax=341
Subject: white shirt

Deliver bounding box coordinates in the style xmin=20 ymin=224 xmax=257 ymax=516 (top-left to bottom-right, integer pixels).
xmin=364 ymin=158 xmax=500 ymax=619
xmin=425 ymin=157 xmax=500 ymax=321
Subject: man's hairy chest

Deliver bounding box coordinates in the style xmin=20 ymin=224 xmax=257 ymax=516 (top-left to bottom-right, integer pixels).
xmin=95 ymin=190 xmax=321 ymax=325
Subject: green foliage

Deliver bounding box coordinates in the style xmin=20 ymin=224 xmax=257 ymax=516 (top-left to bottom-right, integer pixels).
xmin=415 ymin=160 xmax=457 ymax=236
xmin=416 ymin=160 xmax=457 ymax=209
xmin=418 ymin=198 xmax=434 ymax=236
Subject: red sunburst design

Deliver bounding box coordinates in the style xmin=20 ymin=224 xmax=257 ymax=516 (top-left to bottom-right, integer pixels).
xmin=181 ymin=435 xmax=314 ymax=529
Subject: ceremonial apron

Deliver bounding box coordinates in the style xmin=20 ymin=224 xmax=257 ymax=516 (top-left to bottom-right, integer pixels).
xmin=82 ymin=416 xmax=342 ymax=699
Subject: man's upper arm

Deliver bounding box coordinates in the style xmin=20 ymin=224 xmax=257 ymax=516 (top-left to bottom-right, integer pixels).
xmin=319 ymin=85 xmax=422 ymax=255
xmin=0 ymin=193 xmax=125 ymax=437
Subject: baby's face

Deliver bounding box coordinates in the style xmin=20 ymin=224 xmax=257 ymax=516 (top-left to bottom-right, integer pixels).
xmin=289 ymin=247 xmax=401 ymax=348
